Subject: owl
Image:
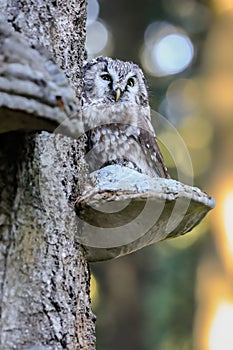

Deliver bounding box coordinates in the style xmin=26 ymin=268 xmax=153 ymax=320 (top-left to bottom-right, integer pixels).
xmin=82 ymin=56 xmax=169 ymax=178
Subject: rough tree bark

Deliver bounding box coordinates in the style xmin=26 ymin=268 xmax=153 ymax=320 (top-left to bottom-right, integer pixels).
xmin=0 ymin=1 xmax=96 ymax=349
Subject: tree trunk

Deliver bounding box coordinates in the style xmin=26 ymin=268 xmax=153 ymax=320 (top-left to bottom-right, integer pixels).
xmin=0 ymin=1 xmax=96 ymax=349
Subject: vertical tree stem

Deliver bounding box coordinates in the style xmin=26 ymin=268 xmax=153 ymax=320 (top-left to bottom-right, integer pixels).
xmin=0 ymin=1 xmax=95 ymax=349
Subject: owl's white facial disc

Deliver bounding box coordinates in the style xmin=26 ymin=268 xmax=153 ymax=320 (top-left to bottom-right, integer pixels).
xmin=82 ymin=56 xmax=149 ymax=107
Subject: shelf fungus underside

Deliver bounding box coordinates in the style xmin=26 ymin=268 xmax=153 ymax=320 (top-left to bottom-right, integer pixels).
xmin=76 ymin=165 xmax=215 ymax=261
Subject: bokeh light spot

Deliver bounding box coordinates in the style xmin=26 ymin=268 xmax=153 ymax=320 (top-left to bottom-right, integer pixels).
xmin=154 ymin=34 xmax=194 ymax=75
xmin=141 ymin=22 xmax=194 ymax=77
xmin=90 ymin=273 xmax=99 ymax=309
xmin=223 ymin=192 xmax=233 ymax=256
xmin=87 ymin=0 xmax=100 ymax=25
xmin=204 ymin=73 xmax=233 ymax=121
xmin=165 ymin=79 xmax=200 ymax=123
xmin=86 ymin=21 xmax=109 ymax=55
xmin=179 ymin=115 xmax=214 ymax=150
xmin=209 ymin=302 xmax=233 ymax=350
xmin=186 ymin=147 xmax=212 ymax=177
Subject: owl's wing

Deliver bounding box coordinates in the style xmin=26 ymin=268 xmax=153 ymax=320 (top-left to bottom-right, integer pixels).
xmin=129 ymin=107 xmax=168 ymax=178
xmin=137 ymin=125 xmax=169 ymax=178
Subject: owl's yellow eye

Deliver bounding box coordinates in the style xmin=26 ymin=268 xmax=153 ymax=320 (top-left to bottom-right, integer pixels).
xmin=127 ymin=77 xmax=135 ymax=87
xmin=101 ymin=74 xmax=112 ymax=82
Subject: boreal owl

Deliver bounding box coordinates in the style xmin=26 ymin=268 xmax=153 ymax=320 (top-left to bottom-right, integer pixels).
xmin=82 ymin=56 xmax=169 ymax=178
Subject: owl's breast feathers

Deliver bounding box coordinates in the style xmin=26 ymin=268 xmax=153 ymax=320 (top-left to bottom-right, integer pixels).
xmin=82 ymin=103 xmax=169 ymax=179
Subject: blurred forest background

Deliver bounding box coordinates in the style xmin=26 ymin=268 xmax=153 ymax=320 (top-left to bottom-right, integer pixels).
xmin=86 ymin=0 xmax=233 ymax=349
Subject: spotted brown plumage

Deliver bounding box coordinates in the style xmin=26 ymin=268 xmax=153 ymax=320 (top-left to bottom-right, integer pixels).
xmin=82 ymin=56 xmax=169 ymax=178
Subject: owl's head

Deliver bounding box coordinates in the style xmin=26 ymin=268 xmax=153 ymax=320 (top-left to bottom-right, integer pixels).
xmin=82 ymin=56 xmax=149 ymax=107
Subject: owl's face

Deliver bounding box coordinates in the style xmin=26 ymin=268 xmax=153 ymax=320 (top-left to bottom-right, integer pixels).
xmin=82 ymin=56 xmax=149 ymax=107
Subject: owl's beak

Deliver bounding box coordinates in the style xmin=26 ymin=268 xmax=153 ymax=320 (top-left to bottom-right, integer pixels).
xmin=115 ymin=88 xmax=122 ymax=102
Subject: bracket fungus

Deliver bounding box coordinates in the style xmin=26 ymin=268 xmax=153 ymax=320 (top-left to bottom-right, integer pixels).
xmin=76 ymin=165 xmax=215 ymax=261
xmin=0 ymin=21 xmax=82 ymax=136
